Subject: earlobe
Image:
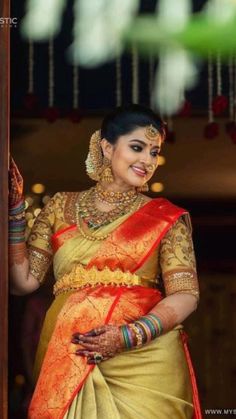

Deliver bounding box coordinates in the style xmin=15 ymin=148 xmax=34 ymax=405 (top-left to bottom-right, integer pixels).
xmin=100 ymin=138 xmax=113 ymax=160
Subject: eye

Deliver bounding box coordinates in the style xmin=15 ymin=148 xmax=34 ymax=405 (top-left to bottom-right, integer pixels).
xmin=130 ymin=145 xmax=143 ymax=152
xmin=151 ymin=150 xmax=160 ymax=157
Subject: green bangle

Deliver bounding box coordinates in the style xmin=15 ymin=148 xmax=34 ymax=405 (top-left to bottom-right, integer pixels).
xmin=147 ymin=313 xmax=163 ymax=335
xmin=121 ymin=326 xmax=132 ymax=349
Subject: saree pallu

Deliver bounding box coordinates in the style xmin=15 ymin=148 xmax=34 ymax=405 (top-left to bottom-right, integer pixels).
xmin=28 ymin=199 xmax=202 ymax=419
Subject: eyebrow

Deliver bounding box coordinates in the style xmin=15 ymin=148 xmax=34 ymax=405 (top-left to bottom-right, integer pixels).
xmin=129 ymin=139 xmax=161 ymax=150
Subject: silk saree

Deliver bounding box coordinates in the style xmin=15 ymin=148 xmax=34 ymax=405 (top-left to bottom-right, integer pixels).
xmin=27 ymin=192 xmax=202 ymax=419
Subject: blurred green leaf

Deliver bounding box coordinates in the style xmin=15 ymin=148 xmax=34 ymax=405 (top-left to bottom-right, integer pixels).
xmin=124 ymin=14 xmax=236 ymax=59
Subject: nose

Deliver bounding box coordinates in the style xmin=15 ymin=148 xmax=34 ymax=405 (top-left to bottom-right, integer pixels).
xmin=139 ymin=150 xmax=154 ymax=166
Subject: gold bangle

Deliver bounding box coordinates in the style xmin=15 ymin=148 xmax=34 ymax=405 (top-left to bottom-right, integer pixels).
xmin=129 ymin=323 xmax=143 ymax=347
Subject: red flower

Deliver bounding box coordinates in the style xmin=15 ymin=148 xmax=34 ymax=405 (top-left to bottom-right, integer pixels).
xmin=225 ymin=121 xmax=236 ymax=135
xmin=68 ymin=109 xmax=82 ymax=123
xmin=43 ymin=107 xmax=60 ymax=123
xmin=178 ymin=100 xmax=192 ymax=117
xmin=204 ymin=122 xmax=219 ymax=139
xmin=23 ymin=93 xmax=38 ymax=111
xmin=212 ymin=95 xmax=228 ymax=116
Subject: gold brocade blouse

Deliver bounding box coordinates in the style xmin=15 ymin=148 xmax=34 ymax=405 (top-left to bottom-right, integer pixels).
xmin=27 ymin=192 xmax=199 ymax=300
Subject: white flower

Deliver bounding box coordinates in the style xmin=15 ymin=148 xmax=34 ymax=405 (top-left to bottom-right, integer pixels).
xmin=68 ymin=0 xmax=139 ymax=67
xmin=154 ymin=48 xmax=198 ymax=115
xmin=21 ymin=0 xmax=66 ymax=40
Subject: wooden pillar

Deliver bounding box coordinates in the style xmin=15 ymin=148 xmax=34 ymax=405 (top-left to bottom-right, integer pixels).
xmin=0 ymin=1 xmax=10 ymax=418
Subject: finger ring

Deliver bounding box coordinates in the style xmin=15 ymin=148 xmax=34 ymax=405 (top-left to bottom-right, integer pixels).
xmin=93 ymin=352 xmax=103 ymax=363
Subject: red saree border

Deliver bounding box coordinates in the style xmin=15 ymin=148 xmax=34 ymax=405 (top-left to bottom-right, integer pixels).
xmin=60 ymin=287 xmax=124 ymax=419
xmin=52 ymin=224 xmax=77 ymax=240
xmin=87 ymin=198 xmax=187 ymax=273
xmin=51 ymin=224 xmax=77 ymax=253
xmin=179 ymin=330 xmax=203 ymax=419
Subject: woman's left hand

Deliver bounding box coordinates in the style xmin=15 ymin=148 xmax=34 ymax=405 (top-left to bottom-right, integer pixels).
xmin=71 ymin=325 xmax=125 ymax=364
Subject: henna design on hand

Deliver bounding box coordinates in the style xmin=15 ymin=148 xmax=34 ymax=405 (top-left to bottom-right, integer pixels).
xmin=72 ymin=324 xmax=125 ymax=363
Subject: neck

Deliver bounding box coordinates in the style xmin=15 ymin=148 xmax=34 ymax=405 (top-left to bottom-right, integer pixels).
xmin=99 ymin=181 xmax=136 ymax=194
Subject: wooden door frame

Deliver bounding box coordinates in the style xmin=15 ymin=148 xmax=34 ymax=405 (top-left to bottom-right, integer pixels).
xmin=0 ymin=1 xmax=10 ymax=418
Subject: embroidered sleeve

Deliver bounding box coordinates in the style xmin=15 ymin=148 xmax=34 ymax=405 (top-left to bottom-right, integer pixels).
xmin=27 ymin=194 xmax=57 ymax=284
xmin=159 ymin=216 xmax=200 ymax=300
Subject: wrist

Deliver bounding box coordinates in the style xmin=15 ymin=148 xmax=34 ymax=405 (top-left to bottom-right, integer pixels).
xmin=120 ymin=325 xmax=136 ymax=349
xmin=120 ymin=313 xmax=163 ymax=350
xmin=9 ymin=201 xmax=26 ymax=244
xmin=9 ymin=198 xmax=25 ymax=213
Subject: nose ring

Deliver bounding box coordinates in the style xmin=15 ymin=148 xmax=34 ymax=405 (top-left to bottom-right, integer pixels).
xmin=146 ymin=164 xmax=156 ymax=173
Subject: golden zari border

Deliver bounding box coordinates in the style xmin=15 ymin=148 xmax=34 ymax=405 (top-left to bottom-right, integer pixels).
xmin=163 ymin=268 xmax=199 ymax=299
xmin=53 ymin=264 xmax=157 ymax=296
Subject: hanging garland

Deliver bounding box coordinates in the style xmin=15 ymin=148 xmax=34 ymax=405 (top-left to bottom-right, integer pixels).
xmin=204 ymin=53 xmax=219 ymax=139
xmin=148 ymin=52 xmax=154 ymax=108
xmin=116 ymin=54 xmax=122 ymax=107
xmin=212 ymin=53 xmax=228 ymax=115
xmin=23 ymin=39 xmax=38 ymax=113
xmin=44 ymin=38 xmax=60 ymax=122
xmin=131 ymin=44 xmax=139 ymax=104
xmin=69 ymin=64 xmax=81 ymax=123
xmin=225 ymin=55 xmax=236 ymax=140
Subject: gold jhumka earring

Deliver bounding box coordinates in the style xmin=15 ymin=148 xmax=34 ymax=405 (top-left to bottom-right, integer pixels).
xmin=138 ymin=183 xmax=149 ymax=192
xmin=100 ymin=157 xmax=114 ymax=183
xmin=85 ymin=130 xmax=114 ymax=183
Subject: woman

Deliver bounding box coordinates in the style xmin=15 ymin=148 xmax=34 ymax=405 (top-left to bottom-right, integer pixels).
xmin=9 ymin=104 xmax=202 ymax=419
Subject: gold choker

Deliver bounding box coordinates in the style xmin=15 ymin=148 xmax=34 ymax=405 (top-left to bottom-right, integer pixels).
xmin=95 ymin=183 xmax=138 ymax=204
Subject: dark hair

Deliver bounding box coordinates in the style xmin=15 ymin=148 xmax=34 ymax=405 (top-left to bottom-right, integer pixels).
xmin=101 ymin=104 xmax=166 ymax=144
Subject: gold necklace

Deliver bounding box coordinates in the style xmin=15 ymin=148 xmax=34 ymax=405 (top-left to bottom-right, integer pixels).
xmin=95 ymin=182 xmax=138 ymax=204
xmin=77 ymin=187 xmax=140 ymax=229
xmin=75 ymin=194 xmax=144 ymax=241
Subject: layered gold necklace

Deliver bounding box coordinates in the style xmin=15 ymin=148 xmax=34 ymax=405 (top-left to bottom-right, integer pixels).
xmin=76 ymin=185 xmax=144 ymax=240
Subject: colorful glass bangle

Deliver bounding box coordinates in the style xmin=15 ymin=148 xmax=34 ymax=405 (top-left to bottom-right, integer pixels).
xmin=121 ymin=325 xmax=132 ymax=349
xmin=140 ymin=317 xmax=157 ymax=339
xmin=147 ymin=313 xmax=163 ymax=335
xmin=127 ymin=325 xmax=135 ymax=347
xmin=9 ymin=236 xmax=25 ymax=244
xmin=9 ymin=200 xmax=25 ymax=215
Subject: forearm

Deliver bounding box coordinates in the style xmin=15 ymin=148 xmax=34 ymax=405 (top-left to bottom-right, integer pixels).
xmin=9 ymin=201 xmax=39 ymax=295
xmin=121 ymin=293 xmax=198 ymax=349
xmin=149 ymin=293 xmax=198 ymax=334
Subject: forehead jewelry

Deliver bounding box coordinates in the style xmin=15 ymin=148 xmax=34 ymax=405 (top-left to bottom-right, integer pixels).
xmin=145 ymin=124 xmax=161 ymax=142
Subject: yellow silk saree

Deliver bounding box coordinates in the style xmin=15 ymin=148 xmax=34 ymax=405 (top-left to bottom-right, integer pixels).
xmin=27 ymin=194 xmax=202 ymax=419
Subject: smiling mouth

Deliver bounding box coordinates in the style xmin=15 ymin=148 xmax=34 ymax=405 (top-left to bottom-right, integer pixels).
xmin=131 ymin=166 xmax=147 ymax=177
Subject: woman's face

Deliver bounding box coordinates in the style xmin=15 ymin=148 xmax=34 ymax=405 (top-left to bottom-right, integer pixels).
xmin=102 ymin=126 xmax=162 ymax=190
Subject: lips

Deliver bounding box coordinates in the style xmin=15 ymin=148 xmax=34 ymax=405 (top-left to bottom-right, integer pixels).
xmin=131 ymin=166 xmax=147 ymax=177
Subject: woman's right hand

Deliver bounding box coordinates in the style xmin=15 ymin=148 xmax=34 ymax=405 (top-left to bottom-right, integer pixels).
xmin=9 ymin=156 xmax=24 ymax=207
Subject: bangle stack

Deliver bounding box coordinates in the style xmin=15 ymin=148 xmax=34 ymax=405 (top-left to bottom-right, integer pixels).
xmin=120 ymin=312 xmax=163 ymax=350
xmin=9 ymin=199 xmax=26 ymax=244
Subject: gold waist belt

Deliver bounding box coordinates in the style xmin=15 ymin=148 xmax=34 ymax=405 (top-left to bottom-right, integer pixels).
xmin=53 ymin=264 xmax=157 ymax=296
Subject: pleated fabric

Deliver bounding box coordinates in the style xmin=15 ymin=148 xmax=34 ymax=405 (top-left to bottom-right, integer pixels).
xmin=64 ymin=326 xmax=193 ymax=419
